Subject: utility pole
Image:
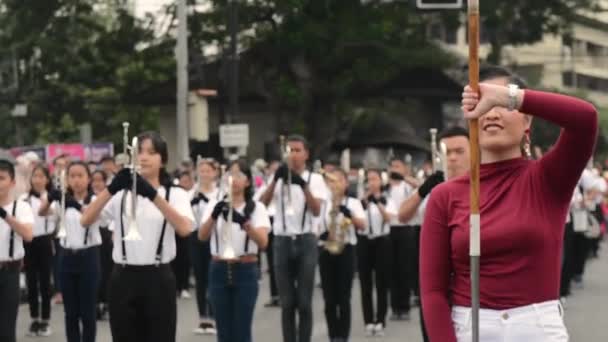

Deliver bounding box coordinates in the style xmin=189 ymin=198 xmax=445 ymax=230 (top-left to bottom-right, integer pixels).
xmin=176 ymin=0 xmax=190 ymax=161
xmin=227 ymin=0 xmax=239 ymax=124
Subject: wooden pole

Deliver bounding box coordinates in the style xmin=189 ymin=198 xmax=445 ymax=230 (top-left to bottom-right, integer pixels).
xmin=467 ymin=1 xmax=481 ymax=341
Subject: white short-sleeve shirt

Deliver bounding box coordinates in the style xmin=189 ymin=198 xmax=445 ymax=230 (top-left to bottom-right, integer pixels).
xmin=20 ymin=193 xmax=56 ymax=237
xmin=202 ymin=199 xmax=271 ymax=257
xmin=271 ymin=171 xmax=328 ymax=236
xmin=388 ymin=181 xmax=416 ymax=226
xmin=60 ymin=195 xmax=104 ymax=250
xmin=360 ymin=196 xmax=397 ymax=238
xmin=102 ymin=186 xmax=195 ymax=265
xmin=191 ymin=187 xmax=223 ymax=228
xmin=0 ymin=200 xmax=35 ymax=261
xmin=318 ymin=196 xmax=365 ymax=246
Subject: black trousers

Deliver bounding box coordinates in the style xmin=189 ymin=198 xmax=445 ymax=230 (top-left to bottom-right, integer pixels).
xmin=560 ymin=223 xmax=575 ymax=297
xmin=571 ymin=232 xmax=591 ymax=278
xmin=266 ymin=230 xmax=279 ymax=298
xmin=109 ymin=264 xmax=177 ymax=342
xmin=171 ymin=233 xmax=191 ymax=292
xmin=389 ymin=226 xmax=413 ymax=313
xmin=98 ymin=227 xmax=113 ymax=304
xmin=24 ymin=235 xmax=53 ymax=320
xmin=356 ymin=235 xmax=390 ymax=326
xmin=319 ymin=245 xmax=355 ymax=339
xmin=0 ymin=264 xmax=20 ymax=342
xmin=189 ymin=232 xmax=213 ymax=319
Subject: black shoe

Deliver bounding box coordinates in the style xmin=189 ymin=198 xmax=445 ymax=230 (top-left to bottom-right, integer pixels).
xmin=264 ymin=298 xmax=280 ymax=307
xmin=26 ymin=321 xmax=40 ymax=337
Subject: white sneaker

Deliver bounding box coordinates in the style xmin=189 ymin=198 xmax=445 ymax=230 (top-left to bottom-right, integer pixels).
xmin=38 ymin=322 xmax=53 ymax=337
xmin=373 ymin=323 xmax=385 ymax=337
xmin=365 ymin=323 xmax=375 ymax=337
xmin=193 ymin=323 xmax=205 ymax=335
xmin=180 ymin=290 xmax=191 ymax=299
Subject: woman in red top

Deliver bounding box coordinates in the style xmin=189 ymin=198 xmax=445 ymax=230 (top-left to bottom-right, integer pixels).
xmin=420 ymin=66 xmax=598 ymax=342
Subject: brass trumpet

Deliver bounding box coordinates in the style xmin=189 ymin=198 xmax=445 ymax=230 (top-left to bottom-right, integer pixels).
xmin=56 ymin=169 xmax=67 ymax=239
xmin=280 ymin=135 xmax=295 ymax=216
xmin=430 ymin=128 xmax=448 ymax=174
xmin=220 ymin=165 xmax=236 ymax=259
xmin=123 ymin=125 xmax=142 ymax=241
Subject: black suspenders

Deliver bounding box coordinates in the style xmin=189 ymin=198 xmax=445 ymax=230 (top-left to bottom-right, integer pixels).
xmin=8 ymin=201 xmax=17 ymax=259
xmin=280 ymin=171 xmax=312 ymax=233
xmin=119 ymin=187 xmax=171 ymax=265
xmin=155 ymin=187 xmax=172 ymax=265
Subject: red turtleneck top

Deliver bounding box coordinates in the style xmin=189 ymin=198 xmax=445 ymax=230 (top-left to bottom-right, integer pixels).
xmin=420 ymin=90 xmax=598 ymax=342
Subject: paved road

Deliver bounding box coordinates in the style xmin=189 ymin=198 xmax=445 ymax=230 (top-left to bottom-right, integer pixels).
xmin=16 ymin=243 xmax=608 ymax=341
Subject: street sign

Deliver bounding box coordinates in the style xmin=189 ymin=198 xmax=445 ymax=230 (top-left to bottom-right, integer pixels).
xmin=219 ymin=124 xmax=249 ymax=148
xmin=417 ymin=0 xmax=463 ymax=9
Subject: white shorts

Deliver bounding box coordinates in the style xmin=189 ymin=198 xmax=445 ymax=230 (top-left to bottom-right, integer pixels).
xmin=451 ymin=300 xmax=568 ymax=342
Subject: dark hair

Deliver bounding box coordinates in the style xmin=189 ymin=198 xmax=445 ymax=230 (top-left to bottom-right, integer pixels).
xmin=389 ymin=157 xmax=406 ymax=165
xmin=366 ymin=168 xmax=383 ymax=180
xmin=30 ymin=165 xmax=53 ymax=194
xmin=439 ymin=126 xmax=469 ymax=141
xmin=0 ymin=159 xmax=15 ymax=180
xmin=100 ymin=156 xmax=115 ymax=164
xmin=479 ymin=65 xmax=527 ymax=89
xmin=137 ymin=131 xmax=172 ymax=187
xmin=91 ymin=170 xmax=108 ymax=183
xmin=287 ymin=134 xmax=310 ymax=152
xmin=53 ymin=154 xmax=69 ymax=166
xmin=227 ymin=159 xmax=254 ymax=202
xmin=66 ymin=161 xmax=93 ymax=198
xmin=179 ymin=170 xmax=192 ymax=179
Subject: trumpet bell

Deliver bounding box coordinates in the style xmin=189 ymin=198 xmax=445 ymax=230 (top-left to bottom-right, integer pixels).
xmin=285 ymin=205 xmax=295 ymax=216
xmin=124 ymin=221 xmax=142 ymax=241
xmin=57 ymin=225 xmax=67 ymax=239
xmin=324 ymin=240 xmax=345 ymax=255
xmin=221 ymin=245 xmax=236 ymax=259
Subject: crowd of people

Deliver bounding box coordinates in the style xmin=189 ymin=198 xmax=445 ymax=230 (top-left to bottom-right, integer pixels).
xmin=0 ymin=65 xmax=603 ymax=342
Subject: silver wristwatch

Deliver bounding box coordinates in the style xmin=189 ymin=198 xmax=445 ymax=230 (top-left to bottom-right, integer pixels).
xmin=507 ymin=84 xmax=519 ymax=111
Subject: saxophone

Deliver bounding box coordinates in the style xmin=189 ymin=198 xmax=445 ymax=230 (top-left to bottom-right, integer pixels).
xmin=324 ymin=198 xmax=352 ymax=255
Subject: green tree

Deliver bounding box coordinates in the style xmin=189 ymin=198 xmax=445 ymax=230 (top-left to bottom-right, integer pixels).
xmin=0 ymin=0 xmax=174 ymax=150
xmin=188 ymin=0 xmax=457 ymax=154
xmin=481 ymin=0 xmax=600 ymax=64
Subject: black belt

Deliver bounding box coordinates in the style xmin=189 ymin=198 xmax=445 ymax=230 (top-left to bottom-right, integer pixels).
xmin=0 ymin=260 xmax=21 ymax=271
xmin=64 ymin=246 xmax=97 ymax=255
xmin=115 ymin=263 xmax=171 ymax=272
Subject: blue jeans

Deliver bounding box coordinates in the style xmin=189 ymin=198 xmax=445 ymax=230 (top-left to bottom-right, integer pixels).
xmin=273 ymin=234 xmax=318 ymax=342
xmin=209 ymin=261 xmax=259 ymax=342
xmin=61 ymin=247 xmax=100 ymax=342
xmin=190 ymin=232 xmax=213 ymax=320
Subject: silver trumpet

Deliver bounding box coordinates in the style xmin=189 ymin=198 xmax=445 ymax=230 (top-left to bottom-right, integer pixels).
xmin=56 ymin=169 xmax=67 ymax=239
xmin=356 ymin=168 xmax=365 ymax=199
xmin=280 ymin=135 xmax=295 ymax=216
xmin=124 ymin=133 xmax=142 ymax=241
xmin=430 ymin=128 xmax=448 ymax=175
xmin=220 ymin=169 xmax=236 ymax=259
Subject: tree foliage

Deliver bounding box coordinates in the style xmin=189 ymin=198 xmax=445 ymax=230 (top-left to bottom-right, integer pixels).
xmin=480 ymin=0 xmax=600 ymax=64
xmin=0 ymin=0 xmax=173 ymax=149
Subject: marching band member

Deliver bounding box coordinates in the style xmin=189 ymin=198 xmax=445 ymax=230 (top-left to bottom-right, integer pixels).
xmin=190 ymin=158 xmax=222 ymax=335
xmin=398 ymin=126 xmax=470 ymax=342
xmin=199 ymin=159 xmax=270 ymax=342
xmin=51 ymin=154 xmax=69 ymax=305
xmin=81 ymin=131 xmax=194 ymax=342
xmin=23 ymin=165 xmax=56 ymax=337
xmin=386 ymin=157 xmax=417 ymax=321
xmin=42 ymin=161 xmax=102 ymax=342
xmin=259 ymin=135 xmax=327 ymax=342
xmin=421 ymin=66 xmax=598 ymax=341
xmin=357 ymin=169 xmax=397 ymax=337
xmin=317 ymin=169 xmax=365 ymax=342
xmin=91 ymin=170 xmax=112 ymax=320
xmin=173 ymin=170 xmax=195 ymax=299
xmin=0 ymin=159 xmax=34 ymax=342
